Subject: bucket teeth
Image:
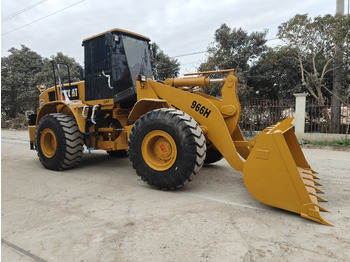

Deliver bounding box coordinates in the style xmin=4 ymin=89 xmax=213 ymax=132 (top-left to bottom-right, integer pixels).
xmin=301 ymin=173 xmax=322 ymax=186
xmin=310 ymin=191 xmax=327 ymax=202
xmin=303 ymin=167 xmax=319 ymax=174
xmin=299 ymin=167 xmax=331 ymax=224
xmin=305 ymin=187 xmax=327 ymax=202
xmin=314 ymin=194 xmax=327 ymax=202
xmin=315 ymin=187 xmax=325 ymax=193
xmin=302 ymin=178 xmax=321 ymax=189
xmin=313 ymin=180 xmax=322 ymax=186
xmin=311 ymin=173 xmax=320 ymax=179
xmin=302 ymin=169 xmax=320 ymax=179
xmin=300 ymin=168 xmax=323 ymax=192
xmin=243 ymin=119 xmax=332 ymax=226
xmin=301 ymin=203 xmax=333 ymax=226
xmin=315 ymin=203 xmax=330 ymax=213
xmin=305 ymin=183 xmax=324 ymax=193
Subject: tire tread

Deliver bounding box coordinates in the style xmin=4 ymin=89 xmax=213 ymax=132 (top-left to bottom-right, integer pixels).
xmin=128 ymin=109 xmax=206 ymax=190
xmin=36 ymin=113 xmax=84 ymax=170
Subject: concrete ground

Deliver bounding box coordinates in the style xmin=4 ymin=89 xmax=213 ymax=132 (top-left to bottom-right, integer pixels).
xmin=1 ymin=130 xmax=350 ymax=262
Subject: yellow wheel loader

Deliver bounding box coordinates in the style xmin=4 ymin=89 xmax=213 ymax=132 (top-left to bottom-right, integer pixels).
xmin=27 ymin=28 xmax=332 ymax=226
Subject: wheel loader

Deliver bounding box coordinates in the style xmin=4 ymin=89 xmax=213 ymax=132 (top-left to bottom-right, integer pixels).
xmin=27 ymin=28 xmax=332 ymax=226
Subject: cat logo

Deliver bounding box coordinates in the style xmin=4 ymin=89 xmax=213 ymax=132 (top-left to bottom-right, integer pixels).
xmin=63 ymin=85 xmax=79 ymax=100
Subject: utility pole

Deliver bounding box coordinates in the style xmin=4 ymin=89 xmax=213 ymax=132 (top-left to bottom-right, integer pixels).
xmin=336 ymin=0 xmax=345 ymax=13
xmin=331 ymin=0 xmax=344 ymax=133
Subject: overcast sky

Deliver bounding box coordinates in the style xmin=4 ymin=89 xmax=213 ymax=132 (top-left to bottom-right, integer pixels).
xmin=1 ymin=0 xmax=341 ymax=74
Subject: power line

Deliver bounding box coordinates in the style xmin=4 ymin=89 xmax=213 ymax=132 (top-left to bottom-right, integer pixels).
xmin=2 ymin=0 xmax=47 ymax=22
xmin=172 ymin=38 xmax=279 ymax=59
xmin=172 ymin=51 xmax=206 ymax=58
xmin=173 ymin=36 xmax=282 ymax=59
xmin=181 ymin=60 xmax=203 ymax=66
xmin=2 ymin=0 xmax=85 ymax=36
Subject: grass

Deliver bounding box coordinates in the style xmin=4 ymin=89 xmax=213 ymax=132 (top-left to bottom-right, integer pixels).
xmin=309 ymin=139 xmax=350 ymax=147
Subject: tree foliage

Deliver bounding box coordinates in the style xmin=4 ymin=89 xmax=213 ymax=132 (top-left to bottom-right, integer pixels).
xmin=199 ymin=24 xmax=268 ymax=98
xmin=248 ymin=46 xmax=302 ymax=99
xmin=2 ymin=16 xmax=349 ymax=123
xmin=201 ymin=24 xmax=268 ymax=71
xmin=1 ymin=46 xmax=81 ymax=118
xmin=38 ymin=52 xmax=82 ymax=88
xmin=277 ymin=14 xmax=350 ymax=105
xmin=151 ymin=43 xmax=180 ymax=80
xmin=1 ymin=43 xmax=178 ymax=119
xmin=1 ymin=45 xmax=43 ymax=118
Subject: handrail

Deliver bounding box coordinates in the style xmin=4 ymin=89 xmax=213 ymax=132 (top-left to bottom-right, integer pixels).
xmin=51 ymin=60 xmax=72 ymax=104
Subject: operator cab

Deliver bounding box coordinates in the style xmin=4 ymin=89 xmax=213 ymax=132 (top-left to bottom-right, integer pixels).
xmin=82 ymin=28 xmax=153 ymax=106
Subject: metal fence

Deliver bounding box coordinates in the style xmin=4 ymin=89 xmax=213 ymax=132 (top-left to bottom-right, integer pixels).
xmin=239 ymin=99 xmax=295 ymax=133
xmin=305 ymin=97 xmax=350 ymax=134
xmin=239 ymin=97 xmax=350 ymax=135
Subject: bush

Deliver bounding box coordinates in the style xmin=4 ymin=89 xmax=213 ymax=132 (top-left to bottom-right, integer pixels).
xmin=1 ymin=114 xmax=27 ymax=130
xmin=310 ymin=139 xmax=350 ymax=147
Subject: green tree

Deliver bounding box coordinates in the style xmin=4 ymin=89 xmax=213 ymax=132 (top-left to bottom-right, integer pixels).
xmin=151 ymin=43 xmax=180 ymax=80
xmin=277 ymin=14 xmax=350 ymax=105
xmin=35 ymin=52 xmax=82 ymax=88
xmin=248 ymin=46 xmax=302 ymax=99
xmin=199 ymin=24 xmax=268 ymax=98
xmin=1 ymin=45 xmax=43 ymax=118
xmin=1 ymin=46 xmax=82 ymax=119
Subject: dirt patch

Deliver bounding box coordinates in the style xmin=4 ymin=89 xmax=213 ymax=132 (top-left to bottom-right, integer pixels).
xmin=2 ymin=130 xmax=350 ymax=261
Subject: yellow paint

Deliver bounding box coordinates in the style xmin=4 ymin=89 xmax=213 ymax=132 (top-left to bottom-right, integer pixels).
xmin=164 ymin=76 xmax=210 ymax=87
xmin=40 ymin=128 xmax=57 ymax=158
xmin=141 ymin=130 xmax=177 ymax=171
xmin=243 ymin=118 xmax=332 ymax=226
xmin=140 ymin=73 xmax=245 ymax=171
xmin=31 ymin=45 xmax=331 ymax=225
xmin=28 ymin=126 xmax=36 ymax=143
xmin=82 ymin=28 xmax=150 ymax=43
xmin=136 ymin=70 xmax=331 ymax=225
xmin=128 ymin=99 xmax=169 ymax=122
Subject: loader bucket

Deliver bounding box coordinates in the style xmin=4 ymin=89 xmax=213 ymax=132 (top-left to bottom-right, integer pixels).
xmin=243 ymin=118 xmax=333 ymax=226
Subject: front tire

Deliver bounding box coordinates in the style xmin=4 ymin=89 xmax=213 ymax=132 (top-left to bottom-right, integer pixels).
xmin=128 ymin=109 xmax=206 ymax=190
xmin=36 ymin=113 xmax=84 ymax=170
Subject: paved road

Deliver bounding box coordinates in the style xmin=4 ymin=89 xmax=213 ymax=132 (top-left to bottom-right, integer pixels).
xmin=2 ymin=130 xmax=350 ymax=262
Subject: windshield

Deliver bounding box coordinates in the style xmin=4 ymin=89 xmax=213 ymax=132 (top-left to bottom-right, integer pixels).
xmin=122 ymin=35 xmax=153 ymax=86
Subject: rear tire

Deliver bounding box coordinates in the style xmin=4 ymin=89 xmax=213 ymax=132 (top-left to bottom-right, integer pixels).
xmin=204 ymin=145 xmax=223 ymax=165
xmin=36 ymin=113 xmax=84 ymax=170
xmin=128 ymin=109 xmax=206 ymax=190
xmin=108 ymin=150 xmax=128 ymax=157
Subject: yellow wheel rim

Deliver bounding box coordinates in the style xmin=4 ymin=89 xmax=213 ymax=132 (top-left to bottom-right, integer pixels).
xmin=141 ymin=130 xmax=177 ymax=171
xmin=40 ymin=128 xmax=57 ymax=158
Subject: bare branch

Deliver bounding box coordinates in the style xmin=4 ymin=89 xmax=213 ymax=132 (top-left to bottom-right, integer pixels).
xmin=312 ymin=52 xmax=318 ymax=74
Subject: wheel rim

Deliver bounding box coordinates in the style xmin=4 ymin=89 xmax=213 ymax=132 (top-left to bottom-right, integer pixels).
xmin=40 ymin=128 xmax=57 ymax=158
xmin=141 ymin=130 xmax=177 ymax=171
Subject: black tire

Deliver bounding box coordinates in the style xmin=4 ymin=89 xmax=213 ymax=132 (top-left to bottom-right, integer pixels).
xmin=128 ymin=108 xmax=206 ymax=190
xmin=204 ymin=146 xmax=223 ymax=165
xmin=36 ymin=113 xmax=84 ymax=170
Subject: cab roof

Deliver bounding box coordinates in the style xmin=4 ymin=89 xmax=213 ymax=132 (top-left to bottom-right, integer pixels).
xmin=82 ymin=28 xmax=151 ymax=43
